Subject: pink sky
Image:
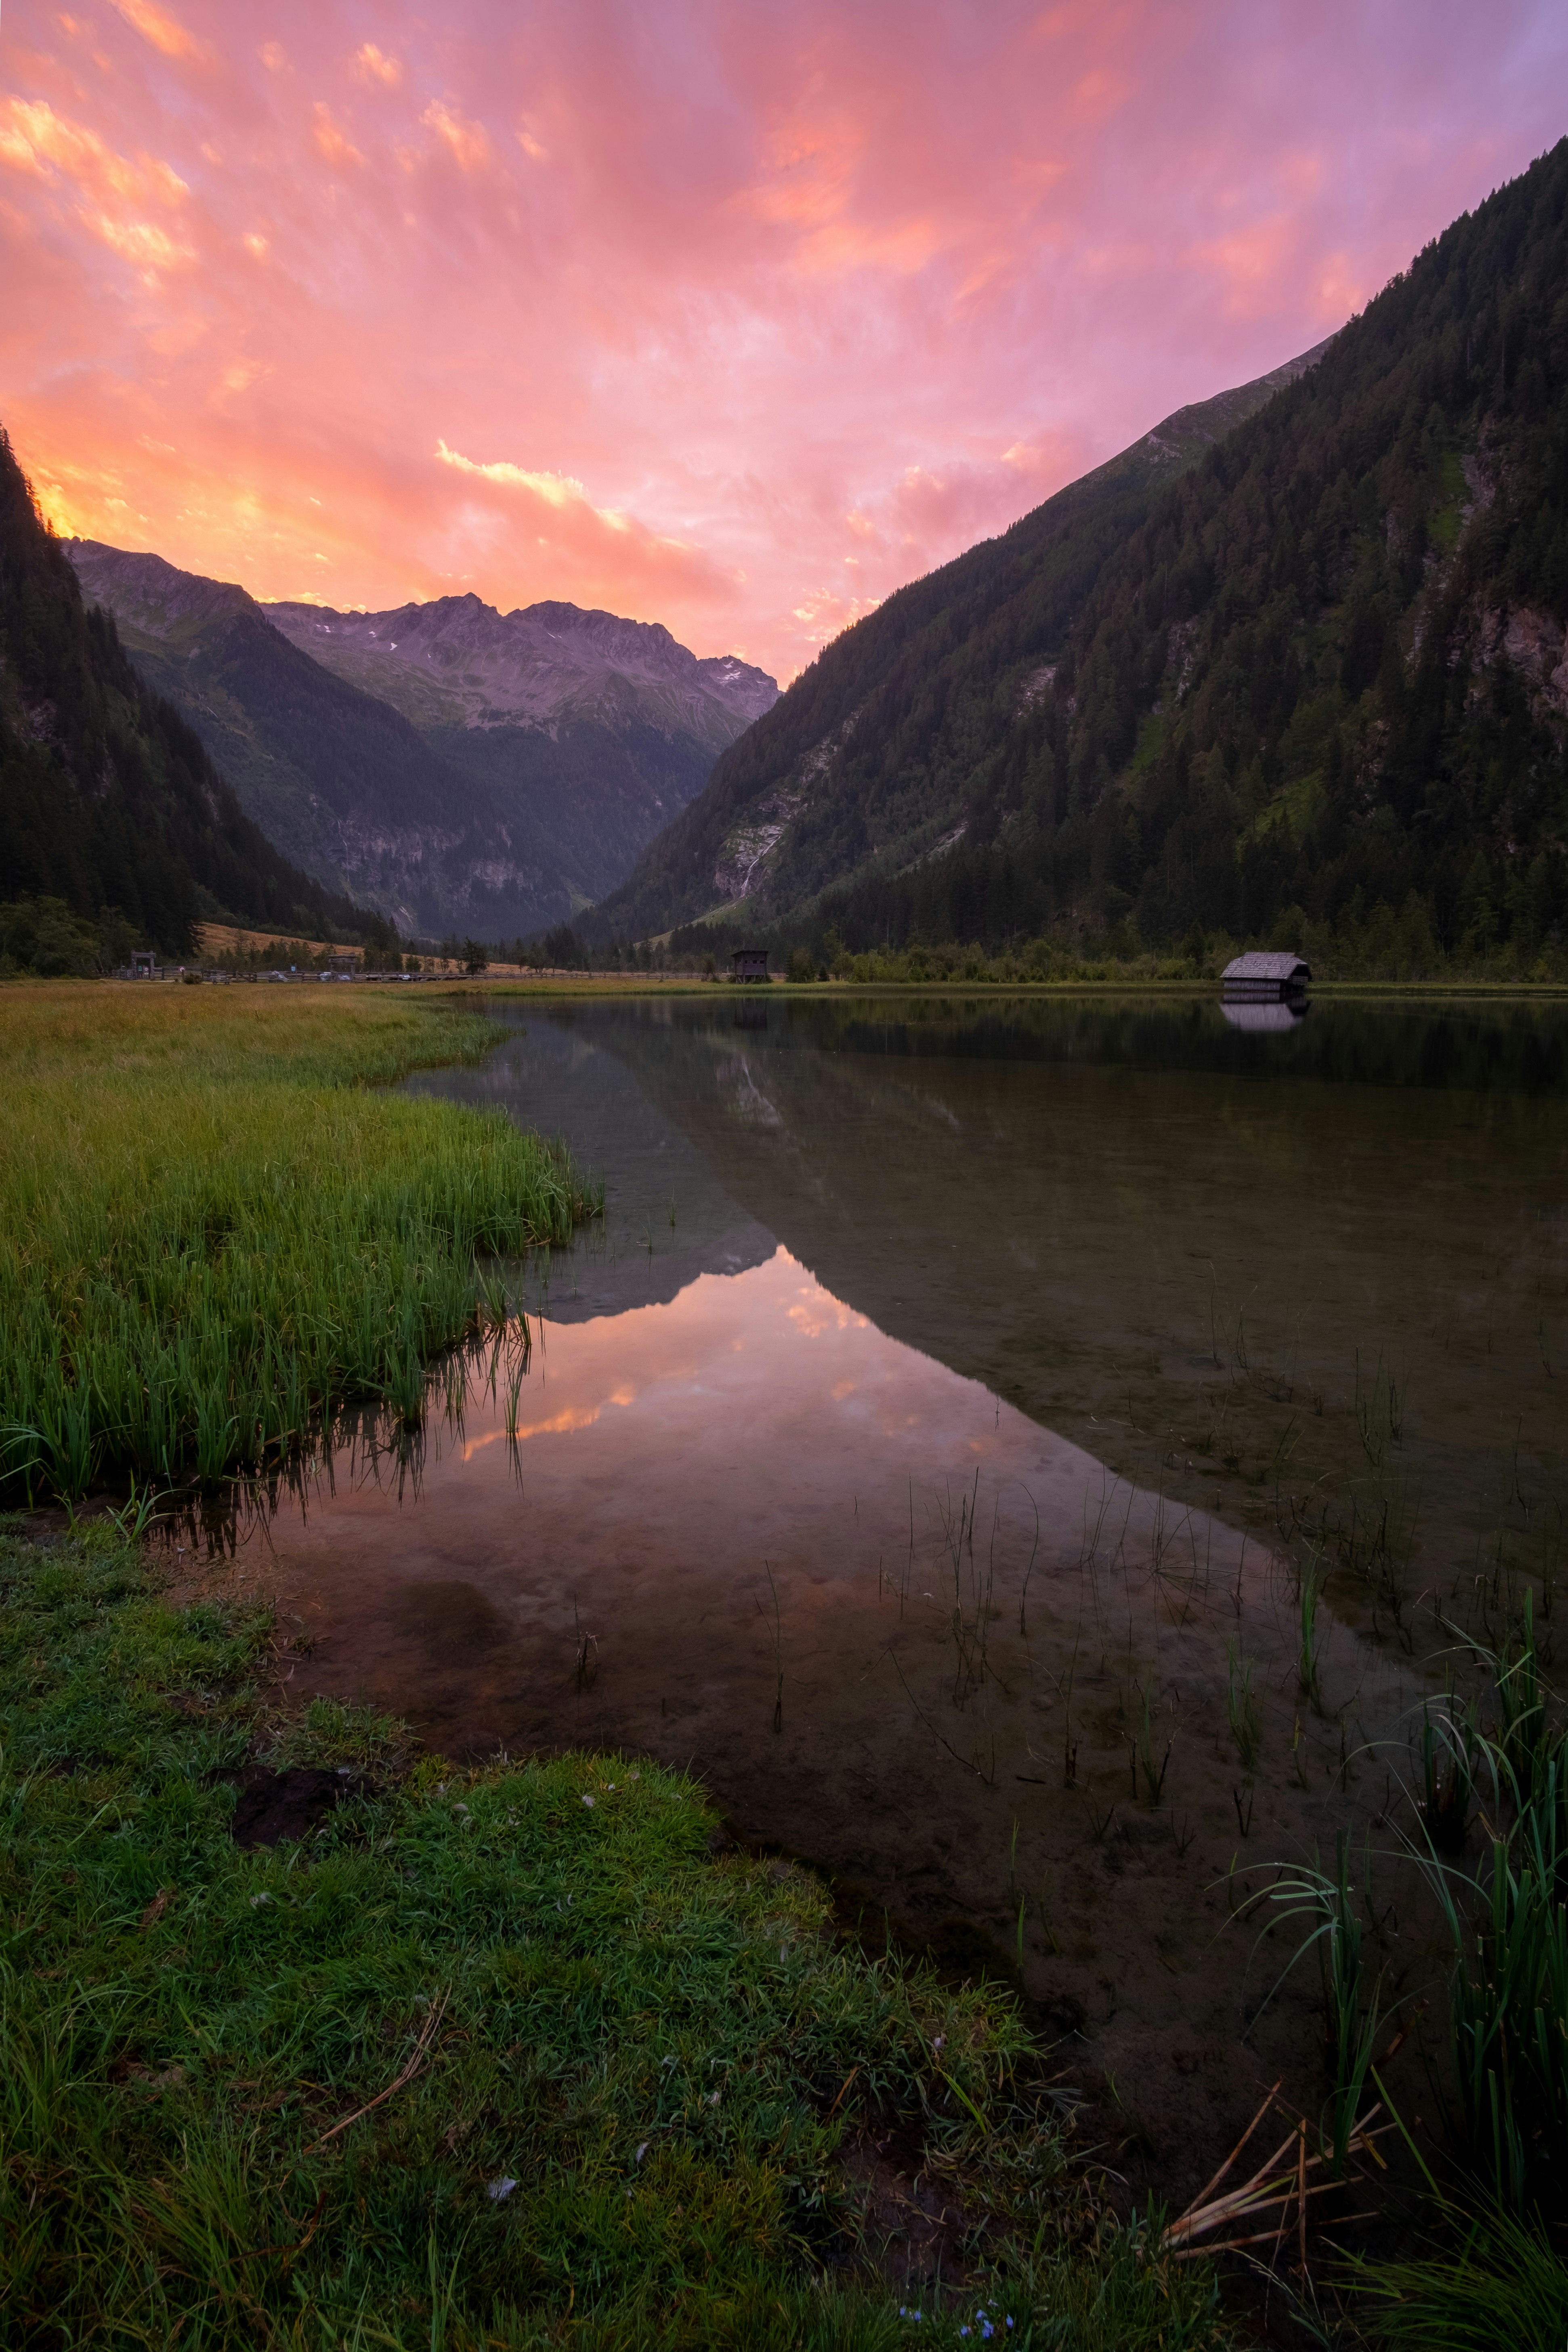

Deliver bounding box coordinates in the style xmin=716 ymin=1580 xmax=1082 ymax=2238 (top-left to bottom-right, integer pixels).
xmin=3 ymin=2 xmax=1564 ymax=682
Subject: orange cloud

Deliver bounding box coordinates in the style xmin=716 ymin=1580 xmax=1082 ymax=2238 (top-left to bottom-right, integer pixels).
xmin=422 ymin=101 xmax=493 ymax=174
xmin=354 ymin=43 xmax=403 ymax=89
xmin=0 ymin=97 xmax=187 ymax=206
xmin=436 ymin=441 xmax=592 ymax=510
xmin=311 ymin=104 xmax=364 ymax=172
xmin=110 ymin=0 xmax=202 ymax=62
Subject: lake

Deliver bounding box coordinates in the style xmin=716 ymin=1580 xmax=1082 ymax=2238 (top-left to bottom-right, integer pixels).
xmin=182 ymin=989 xmax=1568 ymax=2201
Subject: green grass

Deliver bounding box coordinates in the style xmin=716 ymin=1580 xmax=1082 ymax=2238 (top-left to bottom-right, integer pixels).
xmin=0 ymin=983 xmax=596 ymax=1502
xmin=0 ymin=1519 xmax=1236 ymax=2350
xmin=1351 ymin=2205 xmax=1568 ymax=2350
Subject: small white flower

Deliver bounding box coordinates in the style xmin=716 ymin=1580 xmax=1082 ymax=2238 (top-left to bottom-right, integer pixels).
xmin=581 ymin=1794 xmax=595 ymax=1808
xmin=249 ymin=1893 xmax=271 ymax=1908
xmin=487 ymin=2177 xmax=517 ymax=2202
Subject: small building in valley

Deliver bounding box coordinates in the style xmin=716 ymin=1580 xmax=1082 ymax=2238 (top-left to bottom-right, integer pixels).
xmin=1221 ymin=951 xmax=1311 ymax=1003
xmin=729 ymin=946 xmax=770 ymax=984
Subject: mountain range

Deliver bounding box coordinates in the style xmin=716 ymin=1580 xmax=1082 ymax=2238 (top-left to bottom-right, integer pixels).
xmin=62 ymin=546 xmax=776 ymax=939
xmin=596 ymin=137 xmax=1568 ymax=970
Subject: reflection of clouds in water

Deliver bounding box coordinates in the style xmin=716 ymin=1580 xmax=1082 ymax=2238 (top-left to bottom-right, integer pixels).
xmin=248 ymin=1243 xmax=1255 ymax=1663
xmin=462 ymin=1402 xmax=611 ymax=1460
xmin=787 ymin=1280 xmax=869 ymax=1340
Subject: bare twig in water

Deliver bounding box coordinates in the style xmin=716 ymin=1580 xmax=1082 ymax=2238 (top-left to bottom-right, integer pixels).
xmin=1017 ymin=1484 xmax=1041 ymax=1634
xmin=573 ymin=1590 xmax=598 ymax=1691
xmin=886 ymin=1644 xmax=987 ymax=1779
xmin=758 ymin=1560 xmax=784 ymax=1733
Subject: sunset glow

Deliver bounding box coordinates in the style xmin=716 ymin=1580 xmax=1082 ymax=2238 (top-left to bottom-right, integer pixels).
xmin=3 ymin=0 xmax=1564 ymax=679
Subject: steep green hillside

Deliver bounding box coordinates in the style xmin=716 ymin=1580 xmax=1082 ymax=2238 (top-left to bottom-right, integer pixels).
xmin=589 ymin=340 xmax=1333 ymax=941
xmin=61 ymin=548 xmax=554 ymax=938
xmin=600 ymin=139 xmax=1568 ymax=970
xmin=0 ymin=430 xmax=372 ymax=964
xmin=73 ymin=571 xmax=483 ymax=897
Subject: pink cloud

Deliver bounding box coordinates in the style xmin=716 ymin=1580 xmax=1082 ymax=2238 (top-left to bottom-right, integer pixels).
xmin=1 ymin=0 xmax=1564 ymax=683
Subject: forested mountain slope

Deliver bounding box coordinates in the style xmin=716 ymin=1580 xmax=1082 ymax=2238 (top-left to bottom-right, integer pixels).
xmin=589 ymin=339 xmax=1335 ymax=941
xmin=601 ymin=138 xmax=1568 ymax=968
xmin=67 ymin=548 xmax=776 ymax=939
xmin=0 ymin=430 xmax=372 ymax=964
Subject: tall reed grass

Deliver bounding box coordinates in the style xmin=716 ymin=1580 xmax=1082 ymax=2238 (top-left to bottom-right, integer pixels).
xmin=1411 ymin=1629 xmax=1568 ymax=2204
xmin=0 ymin=984 xmax=595 ymax=1502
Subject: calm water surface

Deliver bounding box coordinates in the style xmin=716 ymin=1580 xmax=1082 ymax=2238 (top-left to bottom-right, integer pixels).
xmin=194 ymin=992 xmax=1568 ymax=2194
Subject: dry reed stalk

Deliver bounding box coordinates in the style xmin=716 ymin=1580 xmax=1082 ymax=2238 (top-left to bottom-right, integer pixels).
xmin=303 ymin=1989 xmax=449 ymax=2153
xmin=1162 ymin=2083 xmax=1390 ymax=2262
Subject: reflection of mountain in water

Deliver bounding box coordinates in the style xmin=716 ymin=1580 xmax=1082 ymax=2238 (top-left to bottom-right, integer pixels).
xmin=529 ymin=995 xmax=1568 ymax=1590
xmin=405 ymin=1006 xmax=778 ymax=1323
xmin=535 ymin=1217 xmax=778 ymax=1325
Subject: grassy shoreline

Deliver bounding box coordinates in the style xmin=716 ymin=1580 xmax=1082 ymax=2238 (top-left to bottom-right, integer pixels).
xmin=0 ymin=985 xmax=596 ymax=1506
xmin=0 ymin=1517 xmax=1233 ymax=2350
xmin=441 ymin=974 xmax=1568 ymax=1001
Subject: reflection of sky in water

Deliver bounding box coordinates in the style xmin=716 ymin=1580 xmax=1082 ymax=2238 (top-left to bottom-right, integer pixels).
xmin=251 ymin=1245 xmax=1188 ymax=1673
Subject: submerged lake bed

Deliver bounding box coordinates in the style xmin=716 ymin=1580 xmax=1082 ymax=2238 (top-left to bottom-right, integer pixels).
xmin=175 ymin=990 xmax=1568 ymax=2205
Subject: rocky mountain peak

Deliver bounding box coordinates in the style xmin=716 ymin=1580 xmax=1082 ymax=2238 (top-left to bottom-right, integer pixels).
xmin=263 ymin=591 xmax=778 ymax=743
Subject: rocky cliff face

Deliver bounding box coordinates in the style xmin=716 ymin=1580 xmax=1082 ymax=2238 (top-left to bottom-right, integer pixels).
xmin=65 ymin=546 xmax=777 ymax=938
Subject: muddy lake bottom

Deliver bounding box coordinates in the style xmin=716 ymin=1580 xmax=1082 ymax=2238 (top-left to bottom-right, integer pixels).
xmin=166 ymin=989 xmax=1568 ymax=2210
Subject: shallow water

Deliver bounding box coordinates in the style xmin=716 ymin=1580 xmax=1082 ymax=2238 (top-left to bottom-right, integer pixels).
xmin=186 ymin=991 xmax=1568 ymax=2199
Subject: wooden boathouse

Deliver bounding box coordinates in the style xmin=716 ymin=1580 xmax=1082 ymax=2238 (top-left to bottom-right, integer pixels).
xmin=729 ymin=947 xmax=770 ymax=983
xmin=1221 ymin=951 xmax=1311 ymax=1003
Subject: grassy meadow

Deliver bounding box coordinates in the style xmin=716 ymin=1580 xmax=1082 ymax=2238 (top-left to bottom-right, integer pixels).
xmin=0 ymin=982 xmax=595 ymax=1504
xmin=0 ymin=1518 xmax=1235 ymax=2350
